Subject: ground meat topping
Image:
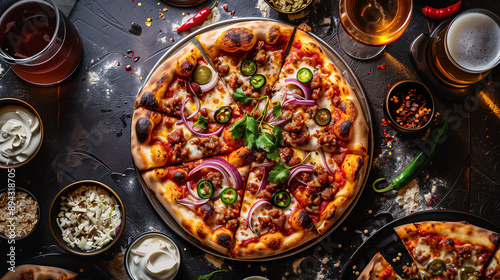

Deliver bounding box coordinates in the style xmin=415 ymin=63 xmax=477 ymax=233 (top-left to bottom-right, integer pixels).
xmin=310 ymin=72 xmax=322 ymax=89
xmin=227 ymin=74 xmax=242 ymax=89
xmin=215 ymin=206 xmax=239 ymax=230
xmin=167 ymin=128 xmax=185 ymax=144
xmin=289 ymin=131 xmax=309 ymax=146
xmin=284 ymin=113 xmax=305 ymax=133
xmin=254 ymin=50 xmax=267 ymax=65
xmin=318 ymin=133 xmax=337 ymax=149
xmin=162 ymin=96 xmax=183 ymax=116
xmin=190 ymin=135 xmax=220 ymax=155
xmin=206 ymin=171 xmax=223 ymax=188
xmin=402 ymin=263 xmax=419 ymax=278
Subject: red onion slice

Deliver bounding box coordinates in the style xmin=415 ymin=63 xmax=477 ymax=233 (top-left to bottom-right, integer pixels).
xmin=181 ymin=98 xmax=224 ymax=137
xmin=247 ymin=200 xmax=272 ymax=233
xmin=185 ymin=181 xmax=200 ymax=199
xmin=114 ymin=226 xmax=120 ymax=236
xmin=205 ymin=158 xmax=244 ymax=190
xmin=189 ymin=163 xmax=230 ymax=185
xmin=176 ymin=197 xmax=209 ymax=206
xmin=285 ymin=78 xmax=311 ymax=100
xmin=268 ymin=119 xmax=286 ymax=126
xmin=256 ymin=167 xmax=269 ymax=195
xmin=199 ymin=68 xmax=218 ymax=93
xmin=319 ymin=148 xmax=334 ymax=176
xmin=283 ymin=98 xmax=316 ymax=107
xmin=185 ymin=83 xmax=201 ymax=120
xmin=287 ymin=165 xmax=314 ymax=186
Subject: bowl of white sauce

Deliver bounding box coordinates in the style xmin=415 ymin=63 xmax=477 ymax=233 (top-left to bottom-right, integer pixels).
xmin=0 ymin=98 xmax=43 ymax=168
xmin=125 ymin=232 xmax=181 ymax=280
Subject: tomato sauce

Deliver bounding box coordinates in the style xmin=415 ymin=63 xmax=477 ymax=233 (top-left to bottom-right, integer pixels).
xmin=240 ymin=236 xmax=260 ymax=247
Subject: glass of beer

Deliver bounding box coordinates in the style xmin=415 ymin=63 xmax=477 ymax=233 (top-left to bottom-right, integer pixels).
xmin=338 ymin=0 xmax=413 ymax=60
xmin=0 ymin=0 xmax=83 ymax=85
xmin=429 ymin=9 xmax=500 ymax=88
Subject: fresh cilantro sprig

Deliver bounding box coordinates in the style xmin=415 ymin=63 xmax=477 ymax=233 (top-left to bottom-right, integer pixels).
xmin=269 ymin=152 xmax=312 ymax=183
xmin=197 ymin=269 xmax=227 ymax=280
xmin=193 ymin=114 xmax=208 ymax=130
xmin=272 ymin=103 xmax=282 ymax=118
xmin=230 ymin=86 xmax=282 ymax=158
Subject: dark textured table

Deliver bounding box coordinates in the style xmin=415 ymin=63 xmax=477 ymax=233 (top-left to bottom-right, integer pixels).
xmin=1 ymin=0 xmax=499 ymax=279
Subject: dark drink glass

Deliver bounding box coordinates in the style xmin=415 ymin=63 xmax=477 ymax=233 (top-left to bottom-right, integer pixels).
xmin=0 ymin=0 xmax=82 ymax=85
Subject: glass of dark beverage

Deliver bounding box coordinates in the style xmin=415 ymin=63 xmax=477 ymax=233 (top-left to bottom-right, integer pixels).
xmin=0 ymin=0 xmax=83 ymax=85
xmin=338 ymin=0 xmax=412 ymax=60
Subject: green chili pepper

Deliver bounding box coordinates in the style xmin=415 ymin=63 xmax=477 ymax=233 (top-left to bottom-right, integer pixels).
xmin=373 ymin=122 xmax=448 ymax=193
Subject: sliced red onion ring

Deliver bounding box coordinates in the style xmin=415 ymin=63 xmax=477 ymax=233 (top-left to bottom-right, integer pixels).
xmin=285 ymin=78 xmax=311 ymax=100
xmin=176 ymin=197 xmax=209 ymax=206
xmin=257 ymin=167 xmax=269 ymax=195
xmin=287 ymin=165 xmax=314 ymax=186
xmin=199 ymin=69 xmax=218 ymax=93
xmin=185 ymin=83 xmax=202 ymax=120
xmin=253 ymin=162 xmax=276 ymax=170
xmin=319 ymin=148 xmax=334 ymax=176
xmin=268 ymin=119 xmax=286 ymax=126
xmin=114 ymin=226 xmax=120 ymax=236
xmin=283 ymin=98 xmax=316 ymax=107
xmin=189 ymin=163 xmax=230 ymax=185
xmin=247 ymin=200 xmax=272 ymax=233
xmin=185 ymin=181 xmax=200 ymax=199
xmin=181 ymin=98 xmax=224 ymax=137
xmin=206 ymin=158 xmax=244 ymax=190
xmin=287 ymin=93 xmax=306 ymax=100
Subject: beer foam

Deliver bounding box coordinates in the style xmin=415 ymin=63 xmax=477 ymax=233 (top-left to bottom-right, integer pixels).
xmin=446 ymin=12 xmax=500 ymax=72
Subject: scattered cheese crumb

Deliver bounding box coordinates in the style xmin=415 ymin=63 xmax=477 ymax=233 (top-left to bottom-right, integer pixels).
xmin=260 ymin=266 xmax=267 ymax=272
xmin=204 ymin=253 xmax=224 ymax=268
xmin=293 ymin=257 xmax=306 ymax=273
xmin=395 ymin=179 xmax=420 ymax=212
xmin=88 ymin=71 xmax=100 ymax=84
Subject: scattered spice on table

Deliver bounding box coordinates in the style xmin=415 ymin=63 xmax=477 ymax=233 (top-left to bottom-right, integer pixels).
xmin=377 ymin=64 xmax=386 ymax=70
xmin=389 ymin=88 xmax=432 ymax=128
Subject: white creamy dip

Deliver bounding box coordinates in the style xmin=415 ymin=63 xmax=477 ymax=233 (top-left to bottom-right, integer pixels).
xmin=128 ymin=234 xmax=180 ymax=280
xmin=0 ymin=105 xmax=41 ymax=165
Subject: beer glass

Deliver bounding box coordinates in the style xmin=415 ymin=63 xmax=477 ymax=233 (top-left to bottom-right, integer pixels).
xmin=0 ymin=0 xmax=83 ymax=85
xmin=429 ymin=9 xmax=500 ymax=88
xmin=338 ymin=0 xmax=413 ymax=60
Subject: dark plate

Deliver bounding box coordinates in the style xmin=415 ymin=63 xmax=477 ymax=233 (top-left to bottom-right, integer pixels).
xmin=340 ymin=210 xmax=500 ymax=280
xmin=17 ymin=253 xmax=114 ymax=280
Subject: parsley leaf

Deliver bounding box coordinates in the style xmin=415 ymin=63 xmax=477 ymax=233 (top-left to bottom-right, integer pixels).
xmin=243 ymin=116 xmax=258 ymax=149
xmin=256 ymin=132 xmax=275 ymax=152
xmin=232 ymin=87 xmax=250 ymax=103
xmin=267 ymin=149 xmax=280 ymax=161
xmin=193 ymin=115 xmax=208 ymax=130
xmin=268 ymin=163 xmax=289 ymax=183
xmin=272 ymin=103 xmax=282 ymax=118
xmin=272 ymin=126 xmax=284 ymax=146
xmin=229 ymin=115 xmax=247 ymax=139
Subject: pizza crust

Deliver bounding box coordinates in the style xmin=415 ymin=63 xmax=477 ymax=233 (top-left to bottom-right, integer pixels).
xmin=0 ymin=265 xmax=77 ymax=280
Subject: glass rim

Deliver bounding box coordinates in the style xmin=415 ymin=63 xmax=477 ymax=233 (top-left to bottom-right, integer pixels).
xmin=444 ymin=8 xmax=500 ymax=74
xmin=340 ymin=0 xmax=413 ymax=46
xmin=0 ymin=0 xmax=61 ymax=64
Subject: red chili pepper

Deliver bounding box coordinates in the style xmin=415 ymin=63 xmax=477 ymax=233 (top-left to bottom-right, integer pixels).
xmin=177 ymin=0 xmax=218 ymax=32
xmin=423 ymin=1 xmax=461 ymax=19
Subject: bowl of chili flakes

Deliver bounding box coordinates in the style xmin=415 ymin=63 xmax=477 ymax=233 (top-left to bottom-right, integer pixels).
xmin=384 ymin=80 xmax=435 ymax=134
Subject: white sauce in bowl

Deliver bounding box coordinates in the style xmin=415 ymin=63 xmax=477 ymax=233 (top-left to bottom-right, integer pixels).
xmin=128 ymin=234 xmax=180 ymax=280
xmin=0 ymin=105 xmax=41 ymax=165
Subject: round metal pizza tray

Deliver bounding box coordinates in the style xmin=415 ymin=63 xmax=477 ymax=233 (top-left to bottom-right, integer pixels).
xmin=339 ymin=210 xmax=500 ymax=280
xmin=135 ymin=17 xmax=374 ymax=261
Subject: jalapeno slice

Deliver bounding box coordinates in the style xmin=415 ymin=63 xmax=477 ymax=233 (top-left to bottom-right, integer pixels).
xmin=214 ymin=106 xmax=233 ymax=124
xmin=241 ymin=60 xmax=257 ymax=76
xmin=193 ymin=65 xmax=212 ymax=85
xmin=272 ymin=190 xmax=291 ymax=208
xmin=297 ymin=68 xmax=313 ymax=83
xmin=221 ymin=188 xmax=238 ymax=204
xmin=250 ymin=74 xmax=266 ymax=89
xmin=197 ymin=179 xmax=214 ymax=199
xmin=314 ymin=108 xmax=332 ymax=126
xmin=460 ymin=267 xmax=478 ymax=280
xmin=427 ymin=259 xmax=446 ymax=275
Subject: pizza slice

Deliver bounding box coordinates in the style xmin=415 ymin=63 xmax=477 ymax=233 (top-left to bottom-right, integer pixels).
xmin=141 ymin=147 xmax=252 ymax=255
xmin=196 ymin=21 xmax=294 ymax=117
xmin=232 ymin=154 xmax=318 ymax=258
xmin=486 ymin=247 xmax=500 ymax=280
xmin=269 ymin=30 xmax=369 ymax=155
xmin=131 ymin=107 xmax=243 ymax=170
xmin=358 ymin=252 xmax=403 ymax=280
xmin=0 ymin=265 xmax=77 ymax=280
xmin=277 ymin=147 xmax=367 ymax=234
xmin=395 ymin=221 xmax=500 ymax=280
xmin=135 ymin=42 xmax=240 ymax=119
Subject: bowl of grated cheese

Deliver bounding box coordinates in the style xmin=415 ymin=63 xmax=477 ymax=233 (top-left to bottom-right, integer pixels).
xmin=49 ymin=180 xmax=125 ymax=256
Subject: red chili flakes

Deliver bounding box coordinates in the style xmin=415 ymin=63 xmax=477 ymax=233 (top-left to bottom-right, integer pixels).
xmin=377 ymin=64 xmax=386 ymax=70
xmin=387 ymin=84 xmax=391 ymax=88
xmin=377 ymin=148 xmax=382 ymax=154
xmin=86 ymin=67 xmax=90 ymax=72
xmin=171 ymin=38 xmax=175 ymax=42
xmin=381 ymin=118 xmax=391 ymax=127
xmin=223 ymin=4 xmax=229 ymax=12
xmin=125 ymin=64 xmax=132 ymax=71
xmin=81 ymin=77 xmax=85 ymax=81
xmin=488 ymin=81 xmax=493 ymax=86
xmin=427 ymin=199 xmax=434 ymax=206
xmin=117 ymin=62 xmax=121 ymax=66
xmin=433 ymin=195 xmax=439 ymax=201
xmin=388 ymin=88 xmax=432 ymax=129
xmin=231 ymin=10 xmax=235 ymax=16
xmin=382 ymin=194 xmax=386 ymax=203
xmin=133 ymin=56 xmax=140 ymax=62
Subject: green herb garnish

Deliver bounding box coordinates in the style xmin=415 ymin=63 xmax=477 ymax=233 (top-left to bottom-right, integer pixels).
xmin=193 ymin=115 xmax=209 ymax=130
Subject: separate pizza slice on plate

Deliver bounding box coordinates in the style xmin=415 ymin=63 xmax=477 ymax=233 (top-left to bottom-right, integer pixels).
xmin=131 ymin=107 xmax=243 ymax=170
xmin=486 ymin=247 xmax=500 ymax=280
xmin=269 ymin=30 xmax=369 ymax=155
xmin=141 ymin=147 xmax=253 ymax=255
xmin=197 ymin=21 xmax=294 ymax=118
xmin=135 ymin=42 xmax=241 ymax=120
xmin=395 ymin=221 xmax=500 ymax=280
xmin=357 ymin=252 xmax=403 ymax=280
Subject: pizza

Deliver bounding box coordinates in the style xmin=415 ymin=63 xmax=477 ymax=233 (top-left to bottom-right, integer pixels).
xmin=131 ymin=21 xmax=370 ymax=258
xmin=395 ymin=221 xmax=500 ymax=280
xmin=357 ymin=252 xmax=403 ymax=280
xmin=486 ymin=247 xmax=500 ymax=279
xmin=0 ymin=265 xmax=77 ymax=280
